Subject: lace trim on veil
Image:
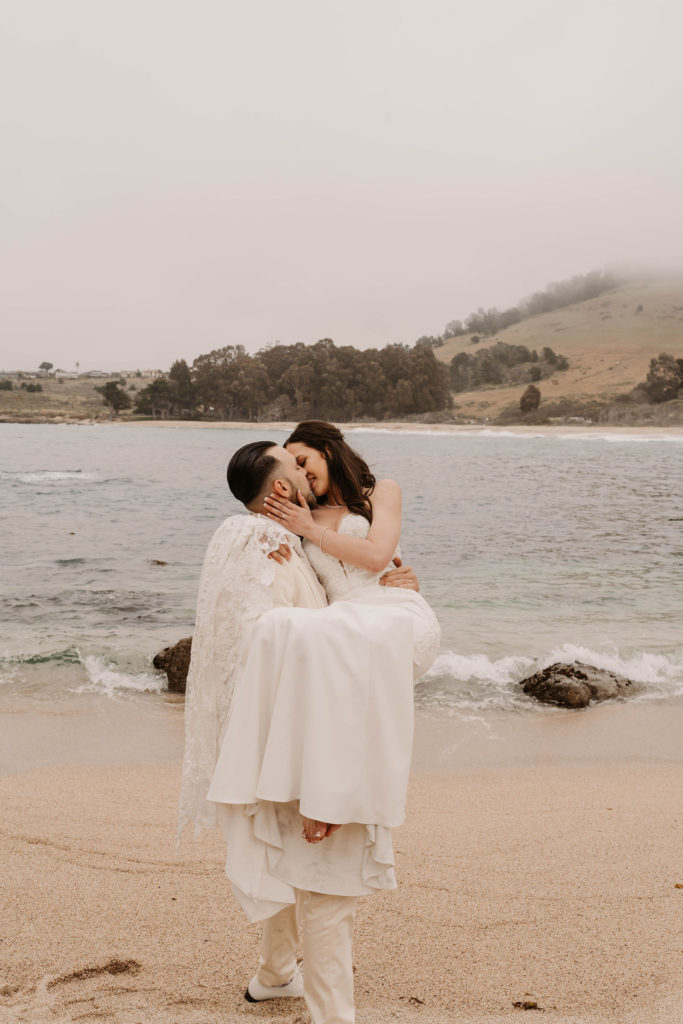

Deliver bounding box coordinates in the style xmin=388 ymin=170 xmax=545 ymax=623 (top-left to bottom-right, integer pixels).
xmin=178 ymin=514 xmax=289 ymax=841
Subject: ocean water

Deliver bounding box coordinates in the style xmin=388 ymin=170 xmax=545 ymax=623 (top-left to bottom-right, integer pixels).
xmin=1 ymin=422 xmax=682 ymax=715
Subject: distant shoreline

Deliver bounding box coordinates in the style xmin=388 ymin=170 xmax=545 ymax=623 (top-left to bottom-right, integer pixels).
xmin=3 ymin=416 xmax=683 ymax=439
xmin=119 ymin=419 xmax=683 ymax=438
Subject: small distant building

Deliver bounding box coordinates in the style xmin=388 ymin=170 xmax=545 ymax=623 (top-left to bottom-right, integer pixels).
xmin=82 ymin=370 xmax=111 ymax=378
xmin=110 ymin=369 xmax=164 ymax=379
xmin=55 ymin=369 xmax=79 ymax=379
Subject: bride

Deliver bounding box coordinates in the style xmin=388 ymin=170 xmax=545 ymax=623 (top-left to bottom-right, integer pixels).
xmin=266 ymin=419 xmax=439 ymax=681
xmin=262 ymin=420 xmax=441 ymax=843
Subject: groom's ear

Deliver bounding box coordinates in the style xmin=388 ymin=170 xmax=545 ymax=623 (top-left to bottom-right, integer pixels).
xmin=270 ymin=477 xmax=290 ymax=498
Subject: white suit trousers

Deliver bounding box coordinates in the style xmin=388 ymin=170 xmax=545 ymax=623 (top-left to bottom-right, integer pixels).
xmin=259 ymin=890 xmax=357 ymax=1024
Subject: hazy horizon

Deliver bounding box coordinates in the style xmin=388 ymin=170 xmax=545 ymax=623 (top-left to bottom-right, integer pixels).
xmin=2 ymin=1 xmax=683 ymax=372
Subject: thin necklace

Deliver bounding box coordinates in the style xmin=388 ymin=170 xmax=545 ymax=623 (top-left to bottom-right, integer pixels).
xmin=326 ymin=501 xmax=345 ymax=508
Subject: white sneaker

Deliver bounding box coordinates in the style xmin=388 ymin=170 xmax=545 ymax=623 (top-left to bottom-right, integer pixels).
xmin=244 ymin=966 xmax=304 ymax=1003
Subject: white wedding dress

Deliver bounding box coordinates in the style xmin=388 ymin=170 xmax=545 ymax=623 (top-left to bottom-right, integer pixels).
xmin=203 ymin=513 xmax=440 ymax=921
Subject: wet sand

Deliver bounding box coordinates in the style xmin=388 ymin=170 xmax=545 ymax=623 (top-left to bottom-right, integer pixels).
xmin=0 ymin=700 xmax=681 ymax=1024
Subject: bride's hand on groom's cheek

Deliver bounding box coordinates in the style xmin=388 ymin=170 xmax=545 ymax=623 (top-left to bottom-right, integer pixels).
xmin=264 ymin=492 xmax=314 ymax=537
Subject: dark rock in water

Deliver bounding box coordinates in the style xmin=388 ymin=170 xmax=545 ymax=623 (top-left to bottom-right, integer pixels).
xmin=520 ymin=661 xmax=634 ymax=708
xmin=153 ymin=637 xmax=192 ymax=693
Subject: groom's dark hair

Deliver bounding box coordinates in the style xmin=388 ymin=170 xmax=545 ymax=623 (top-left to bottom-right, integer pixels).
xmin=227 ymin=441 xmax=279 ymax=506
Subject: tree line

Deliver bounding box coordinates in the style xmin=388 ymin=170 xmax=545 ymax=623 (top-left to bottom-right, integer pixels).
xmin=126 ymin=339 xmax=451 ymax=421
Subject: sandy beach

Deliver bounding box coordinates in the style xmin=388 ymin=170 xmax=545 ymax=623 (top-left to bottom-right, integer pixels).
xmin=1 ymin=698 xmax=681 ymax=1024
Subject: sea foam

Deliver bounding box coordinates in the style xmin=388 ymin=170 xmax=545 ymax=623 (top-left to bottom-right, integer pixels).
xmin=76 ymin=655 xmax=165 ymax=698
xmin=3 ymin=469 xmax=102 ymax=484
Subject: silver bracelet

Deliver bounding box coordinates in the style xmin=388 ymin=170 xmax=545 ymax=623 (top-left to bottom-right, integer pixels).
xmin=319 ymin=527 xmax=328 ymax=551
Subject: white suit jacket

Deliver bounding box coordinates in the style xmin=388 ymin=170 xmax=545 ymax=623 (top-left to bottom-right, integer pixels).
xmin=269 ymin=541 xmax=328 ymax=610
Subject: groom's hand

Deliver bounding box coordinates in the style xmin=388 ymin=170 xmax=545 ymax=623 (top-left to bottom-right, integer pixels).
xmin=267 ymin=541 xmax=292 ymax=565
xmin=380 ymin=556 xmax=419 ymax=592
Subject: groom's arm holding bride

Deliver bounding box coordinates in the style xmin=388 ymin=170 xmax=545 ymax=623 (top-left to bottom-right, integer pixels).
xmin=379 ymin=556 xmax=420 ymax=591
xmin=268 ymin=540 xmax=420 ymax=591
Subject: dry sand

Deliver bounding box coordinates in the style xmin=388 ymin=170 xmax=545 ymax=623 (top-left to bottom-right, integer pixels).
xmin=1 ymin=702 xmax=681 ymax=1024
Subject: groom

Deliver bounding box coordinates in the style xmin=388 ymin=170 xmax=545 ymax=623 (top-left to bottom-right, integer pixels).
xmin=182 ymin=439 xmax=418 ymax=1024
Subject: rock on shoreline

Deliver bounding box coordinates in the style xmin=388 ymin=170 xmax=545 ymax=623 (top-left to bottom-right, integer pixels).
xmin=153 ymin=637 xmax=192 ymax=693
xmin=520 ymin=661 xmax=634 ymax=708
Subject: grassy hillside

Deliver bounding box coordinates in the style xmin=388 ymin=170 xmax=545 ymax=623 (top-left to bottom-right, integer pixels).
xmin=0 ymin=375 xmax=157 ymax=422
xmin=435 ymin=276 xmax=683 ymax=419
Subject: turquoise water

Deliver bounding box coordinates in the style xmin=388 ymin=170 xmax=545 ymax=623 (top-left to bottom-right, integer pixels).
xmin=1 ymin=423 xmax=682 ymax=712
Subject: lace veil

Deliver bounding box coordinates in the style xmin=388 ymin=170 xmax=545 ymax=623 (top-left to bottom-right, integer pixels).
xmin=178 ymin=513 xmax=289 ymax=840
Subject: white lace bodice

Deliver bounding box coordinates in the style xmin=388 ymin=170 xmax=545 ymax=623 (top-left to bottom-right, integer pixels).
xmin=303 ymin=513 xmax=399 ymax=602
xmin=304 ymin=512 xmax=441 ymax=680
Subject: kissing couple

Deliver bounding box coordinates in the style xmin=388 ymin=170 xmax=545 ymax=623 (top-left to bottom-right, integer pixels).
xmin=179 ymin=420 xmax=440 ymax=1024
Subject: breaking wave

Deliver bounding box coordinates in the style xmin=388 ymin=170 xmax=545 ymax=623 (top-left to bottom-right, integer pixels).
xmin=1 ymin=469 xmax=104 ymax=484
xmin=417 ymin=643 xmax=683 ymax=711
xmin=0 ymin=648 xmax=165 ymax=701
xmin=75 ymin=655 xmax=165 ymax=698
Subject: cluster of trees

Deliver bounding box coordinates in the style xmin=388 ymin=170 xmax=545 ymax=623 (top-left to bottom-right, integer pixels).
xmin=123 ymin=339 xmax=451 ymax=421
xmin=416 ymin=269 xmax=623 ymax=347
xmin=449 ymin=343 xmax=568 ymax=392
xmin=95 ymin=380 xmax=132 ymax=416
xmin=92 ymin=336 xmax=576 ymax=419
xmin=634 ymin=353 xmax=683 ymax=403
xmin=1 ymin=379 xmax=45 ymax=392
xmin=132 ymin=361 xmax=194 ymax=418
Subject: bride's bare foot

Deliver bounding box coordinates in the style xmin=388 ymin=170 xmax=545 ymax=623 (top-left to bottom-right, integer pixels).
xmin=301 ymin=817 xmax=342 ymax=843
xmin=301 ymin=817 xmax=325 ymax=843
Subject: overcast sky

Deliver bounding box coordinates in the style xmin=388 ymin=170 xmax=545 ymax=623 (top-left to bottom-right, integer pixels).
xmin=2 ymin=0 xmax=682 ymax=371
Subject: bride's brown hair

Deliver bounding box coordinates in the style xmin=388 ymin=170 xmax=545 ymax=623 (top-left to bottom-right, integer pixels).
xmin=285 ymin=420 xmax=376 ymax=523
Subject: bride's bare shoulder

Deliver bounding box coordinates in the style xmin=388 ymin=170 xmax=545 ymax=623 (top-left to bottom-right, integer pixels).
xmin=370 ymin=478 xmax=402 ymax=503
